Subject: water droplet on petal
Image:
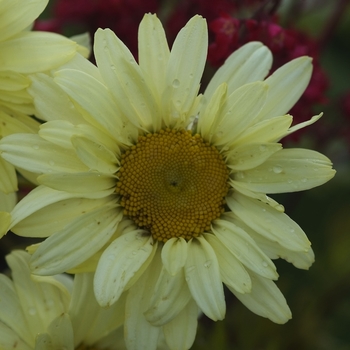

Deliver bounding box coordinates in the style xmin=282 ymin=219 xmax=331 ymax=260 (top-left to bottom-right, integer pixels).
xmin=204 ymin=260 xmax=212 ymax=268
xmin=172 ymin=79 xmax=180 ymax=88
xmin=48 ymin=160 xmax=55 ymax=166
xmin=32 ymin=144 xmax=39 ymax=150
xmin=301 ymin=178 xmax=307 ymax=183
xmin=262 ymin=261 xmax=268 ymax=267
xmin=273 ymin=166 xmax=283 ymax=174
xmin=186 ymin=265 xmax=195 ymax=274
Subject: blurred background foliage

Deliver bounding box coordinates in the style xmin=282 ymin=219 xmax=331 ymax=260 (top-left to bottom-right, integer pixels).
xmin=2 ymin=0 xmax=350 ymax=349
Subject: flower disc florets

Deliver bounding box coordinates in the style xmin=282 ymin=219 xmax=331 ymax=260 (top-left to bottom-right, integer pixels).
xmin=116 ymin=128 xmax=230 ymax=242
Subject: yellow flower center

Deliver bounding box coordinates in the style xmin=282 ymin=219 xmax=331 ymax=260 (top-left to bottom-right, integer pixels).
xmin=116 ymin=128 xmax=229 ymax=242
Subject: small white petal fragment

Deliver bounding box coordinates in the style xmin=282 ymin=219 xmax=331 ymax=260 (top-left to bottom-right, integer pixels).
xmin=94 ymin=230 xmax=155 ymax=307
xmin=229 ymin=272 xmax=292 ymax=324
xmin=161 ymin=237 xmax=188 ymax=276
xmin=184 ymin=236 xmax=225 ymax=321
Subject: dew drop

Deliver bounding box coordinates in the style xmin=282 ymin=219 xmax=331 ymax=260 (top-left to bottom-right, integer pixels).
xmin=32 ymin=144 xmax=39 ymax=150
xmin=172 ymin=79 xmax=180 ymax=88
xmin=48 ymin=160 xmax=55 ymax=166
xmin=262 ymin=261 xmax=268 ymax=267
xmin=289 ymin=228 xmax=295 ymax=233
xmin=301 ymin=178 xmax=307 ymax=183
xmin=259 ymin=144 xmax=266 ymax=151
xmin=204 ymin=260 xmax=212 ymax=268
xmin=273 ymin=166 xmax=283 ymax=174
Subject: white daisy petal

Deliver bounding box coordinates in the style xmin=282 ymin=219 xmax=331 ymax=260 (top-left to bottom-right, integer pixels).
xmin=0 ymin=32 xmax=78 ymax=73
xmin=38 ymin=172 xmax=116 ymax=193
xmin=230 ymin=182 xmax=285 ymax=212
xmin=34 ymin=333 xmax=54 ymax=350
xmin=226 ymin=142 xmax=282 ymax=171
xmin=71 ymin=135 xmax=119 ymax=174
xmin=257 ymin=56 xmax=312 ymax=120
xmin=161 ymin=237 xmax=188 ymax=276
xmin=5 ymin=251 xmax=70 ymax=343
xmin=204 ymin=233 xmax=251 ymax=294
xmin=11 ymin=188 xmax=114 ymax=237
xmin=232 ymin=115 xmax=293 ymax=147
xmin=28 ymin=73 xmax=85 ymax=124
xmin=163 ymin=15 xmax=208 ymax=126
xmin=10 ymin=186 xmax=83 ymax=231
xmin=145 ymin=267 xmax=192 ymax=326
xmin=39 ymin=120 xmax=120 ymax=155
xmin=210 ymin=82 xmax=268 ymax=146
xmin=138 ymin=13 xmax=170 ymax=101
xmin=0 ymin=212 xmax=11 ymax=237
xmin=228 ymin=271 xmax=292 ymax=324
xmin=0 ymin=133 xmax=88 ymax=174
xmin=46 ymin=313 xmax=74 ymax=350
xmin=198 ymin=83 xmax=227 ymax=140
xmin=212 ymin=219 xmax=278 ymax=280
xmin=54 ymin=68 xmax=133 ymax=144
xmin=238 ymin=223 xmax=315 ymax=269
xmin=30 ymin=204 xmax=122 ymax=275
xmin=94 ymin=230 xmax=156 ymax=307
xmin=0 ymin=156 xmax=17 ymax=193
xmin=0 ymin=275 xmax=32 ymax=346
xmin=233 ymin=148 xmax=336 ymax=193
xmin=0 ymin=0 xmax=47 ymax=41
xmin=163 ymin=298 xmax=199 ymax=350
xmin=94 ymin=28 xmax=160 ymax=131
xmin=204 ymin=42 xmax=272 ymax=101
xmin=0 ymin=322 xmax=32 ymax=350
xmin=185 ymin=236 xmax=225 ymax=321
xmin=124 ymin=250 xmax=163 ymax=350
xmin=282 ymin=112 xmax=323 ymax=139
xmin=226 ymin=193 xmax=311 ymax=252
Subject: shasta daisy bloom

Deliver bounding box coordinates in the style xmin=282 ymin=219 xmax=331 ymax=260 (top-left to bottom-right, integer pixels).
xmin=0 ymin=13 xmax=335 ymax=348
xmin=0 ymin=250 xmax=129 ymax=350
xmin=0 ymin=0 xmax=90 ymax=233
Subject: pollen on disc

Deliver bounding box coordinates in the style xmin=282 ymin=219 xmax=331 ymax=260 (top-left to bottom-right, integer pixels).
xmin=116 ymin=128 xmax=229 ymax=242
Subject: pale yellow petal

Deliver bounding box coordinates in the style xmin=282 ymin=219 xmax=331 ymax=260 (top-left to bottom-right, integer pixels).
xmin=185 ymin=236 xmax=225 ymax=321
xmin=161 ymin=237 xmax=188 ymax=276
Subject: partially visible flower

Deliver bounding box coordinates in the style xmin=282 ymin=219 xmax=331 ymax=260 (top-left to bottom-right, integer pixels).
xmin=0 ymin=250 xmax=128 ymax=350
xmin=0 ymin=0 xmax=90 ymax=231
xmin=0 ymin=14 xmax=335 ymax=348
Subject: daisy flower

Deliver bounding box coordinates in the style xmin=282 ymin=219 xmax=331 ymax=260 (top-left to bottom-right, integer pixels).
xmin=0 ymin=0 xmax=90 ymax=232
xmin=0 ymin=14 xmax=335 ymax=349
xmin=0 ymin=250 xmax=130 ymax=350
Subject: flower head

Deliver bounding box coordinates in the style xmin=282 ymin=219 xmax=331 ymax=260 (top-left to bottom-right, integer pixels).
xmin=0 ymin=0 xmax=90 ymax=232
xmin=0 ymin=13 xmax=335 ymax=348
xmin=0 ymin=250 xmax=129 ymax=350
